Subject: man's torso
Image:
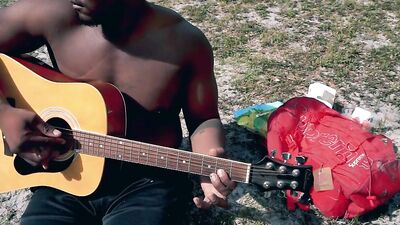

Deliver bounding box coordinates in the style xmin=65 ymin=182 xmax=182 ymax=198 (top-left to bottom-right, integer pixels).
xmin=43 ymin=3 xmax=195 ymax=147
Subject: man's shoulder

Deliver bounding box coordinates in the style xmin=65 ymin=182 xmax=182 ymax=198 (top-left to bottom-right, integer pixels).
xmin=153 ymin=4 xmax=210 ymax=48
xmin=13 ymin=0 xmax=76 ymax=29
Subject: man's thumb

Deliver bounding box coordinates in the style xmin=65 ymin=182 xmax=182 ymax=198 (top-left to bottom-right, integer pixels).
xmin=37 ymin=122 xmax=62 ymax=137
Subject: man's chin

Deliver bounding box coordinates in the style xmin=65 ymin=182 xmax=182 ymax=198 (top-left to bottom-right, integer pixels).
xmin=77 ymin=13 xmax=100 ymax=26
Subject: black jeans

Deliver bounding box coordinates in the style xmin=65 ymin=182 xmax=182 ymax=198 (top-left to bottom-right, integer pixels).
xmin=20 ymin=159 xmax=192 ymax=225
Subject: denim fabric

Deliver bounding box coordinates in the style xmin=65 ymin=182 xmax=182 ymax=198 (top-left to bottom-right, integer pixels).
xmin=20 ymin=159 xmax=192 ymax=225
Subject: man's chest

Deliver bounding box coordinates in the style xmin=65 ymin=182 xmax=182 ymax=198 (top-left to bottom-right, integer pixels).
xmin=47 ymin=29 xmax=185 ymax=111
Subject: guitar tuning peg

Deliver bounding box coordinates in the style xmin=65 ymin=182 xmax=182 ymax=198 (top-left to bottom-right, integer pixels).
xmin=281 ymin=152 xmax=291 ymax=162
xmin=278 ymin=165 xmax=287 ymax=174
xmin=263 ymin=181 xmax=272 ymax=189
xmin=291 ymin=169 xmax=300 ymax=177
xmin=295 ymin=156 xmax=307 ymax=165
xmin=277 ymin=180 xmax=286 ymax=189
xmin=265 ymin=162 xmax=274 ymax=169
xmin=270 ymin=149 xmax=277 ymax=158
xmin=290 ymin=181 xmax=299 ymax=190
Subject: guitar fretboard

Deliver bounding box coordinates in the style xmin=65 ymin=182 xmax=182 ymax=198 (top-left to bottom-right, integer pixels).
xmin=70 ymin=129 xmax=251 ymax=183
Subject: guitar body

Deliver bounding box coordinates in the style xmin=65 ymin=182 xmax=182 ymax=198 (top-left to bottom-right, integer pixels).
xmin=0 ymin=54 xmax=126 ymax=196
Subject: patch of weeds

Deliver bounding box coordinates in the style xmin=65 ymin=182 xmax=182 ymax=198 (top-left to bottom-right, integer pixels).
xmin=260 ymin=29 xmax=290 ymax=47
xmin=368 ymin=46 xmax=400 ymax=73
xmin=0 ymin=0 xmax=14 ymax=6
xmin=239 ymin=21 xmax=264 ymax=37
xmin=233 ymin=55 xmax=309 ymax=104
xmin=254 ymin=3 xmax=269 ymax=17
xmin=180 ymin=3 xmax=213 ymax=23
xmin=218 ymin=0 xmax=259 ymax=4
xmin=212 ymin=33 xmax=250 ymax=59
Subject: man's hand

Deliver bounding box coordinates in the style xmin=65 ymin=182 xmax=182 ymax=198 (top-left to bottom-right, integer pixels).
xmin=193 ymin=148 xmax=236 ymax=209
xmin=0 ymin=106 xmax=66 ymax=168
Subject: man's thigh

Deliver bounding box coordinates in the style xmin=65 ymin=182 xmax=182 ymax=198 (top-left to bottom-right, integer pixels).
xmin=20 ymin=187 xmax=98 ymax=225
xmin=103 ymin=179 xmax=190 ymax=225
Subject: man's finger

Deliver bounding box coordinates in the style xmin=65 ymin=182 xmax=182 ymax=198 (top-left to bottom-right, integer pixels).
xmin=210 ymin=173 xmax=229 ymax=198
xmin=193 ymin=196 xmax=214 ymax=209
xmin=32 ymin=116 xmax=62 ymax=137
xmin=208 ymin=147 xmax=224 ymax=157
xmin=216 ymin=169 xmax=236 ymax=192
xmin=26 ymin=135 xmax=66 ymax=145
xmin=18 ymin=151 xmax=42 ymax=166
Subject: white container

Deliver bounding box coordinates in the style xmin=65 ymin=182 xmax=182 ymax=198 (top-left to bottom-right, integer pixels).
xmin=306 ymin=82 xmax=337 ymax=108
xmin=351 ymin=107 xmax=372 ymax=123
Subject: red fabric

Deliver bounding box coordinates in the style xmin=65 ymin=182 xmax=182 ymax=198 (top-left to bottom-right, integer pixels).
xmin=266 ymin=97 xmax=400 ymax=218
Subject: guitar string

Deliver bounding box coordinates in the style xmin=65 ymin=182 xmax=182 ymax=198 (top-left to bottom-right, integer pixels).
xmin=73 ymin=136 xmax=250 ymax=175
xmin=63 ymin=128 xmax=304 ymax=178
xmin=53 ymin=127 xmax=302 ymax=179
xmin=72 ymin=132 xmax=300 ymax=179
xmin=54 ymin=127 xmax=252 ymax=180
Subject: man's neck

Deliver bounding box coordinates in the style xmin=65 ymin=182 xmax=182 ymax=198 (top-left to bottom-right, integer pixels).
xmin=100 ymin=1 xmax=153 ymax=44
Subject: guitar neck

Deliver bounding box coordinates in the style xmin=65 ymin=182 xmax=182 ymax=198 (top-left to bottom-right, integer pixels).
xmin=70 ymin=129 xmax=251 ymax=183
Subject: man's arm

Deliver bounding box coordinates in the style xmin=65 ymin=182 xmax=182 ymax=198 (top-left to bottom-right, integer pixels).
xmin=182 ymin=26 xmax=235 ymax=209
xmin=0 ymin=0 xmax=49 ymax=54
xmin=0 ymin=0 xmax=67 ymax=167
xmin=0 ymin=0 xmax=74 ymax=55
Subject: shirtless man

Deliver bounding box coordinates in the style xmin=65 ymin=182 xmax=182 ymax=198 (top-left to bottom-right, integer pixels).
xmin=0 ymin=0 xmax=235 ymax=224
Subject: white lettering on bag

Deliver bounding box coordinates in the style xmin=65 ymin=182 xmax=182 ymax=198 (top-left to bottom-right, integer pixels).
xmin=295 ymin=113 xmax=371 ymax=170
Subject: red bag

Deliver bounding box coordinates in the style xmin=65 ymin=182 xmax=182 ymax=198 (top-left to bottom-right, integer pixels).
xmin=266 ymin=97 xmax=400 ymax=218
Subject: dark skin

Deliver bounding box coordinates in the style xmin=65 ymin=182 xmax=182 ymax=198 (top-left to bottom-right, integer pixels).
xmin=0 ymin=0 xmax=235 ymax=209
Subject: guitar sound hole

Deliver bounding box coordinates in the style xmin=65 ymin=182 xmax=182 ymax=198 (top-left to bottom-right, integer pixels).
xmin=46 ymin=117 xmax=76 ymax=158
xmin=13 ymin=117 xmax=76 ymax=175
xmin=14 ymin=154 xmax=74 ymax=175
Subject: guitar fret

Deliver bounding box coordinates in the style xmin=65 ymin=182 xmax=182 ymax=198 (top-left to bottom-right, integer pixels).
xmin=155 ymin=147 xmax=159 ymax=167
xmin=136 ymin=142 xmax=140 ymax=163
xmin=166 ymin=148 xmax=169 ymax=169
xmin=202 ymin=157 xmax=217 ymax=175
xmin=157 ymin=148 xmax=168 ymax=169
xmin=177 ymin=151 xmax=182 ymax=171
xmin=177 ymin=151 xmax=190 ymax=172
xmin=188 ymin=153 xmax=192 ymax=173
xmin=114 ymin=139 xmax=122 ymax=160
xmin=189 ymin=154 xmax=203 ymax=175
xmin=200 ymin=156 xmax=204 ymax=175
xmin=128 ymin=142 xmax=133 ymax=162
xmin=214 ymin=158 xmax=218 ymax=173
xmin=96 ymin=136 xmax=103 ymax=157
xmin=146 ymin=145 xmax=149 ymax=165
xmin=168 ymin=151 xmax=177 ymax=169
xmin=148 ymin=145 xmax=157 ymax=167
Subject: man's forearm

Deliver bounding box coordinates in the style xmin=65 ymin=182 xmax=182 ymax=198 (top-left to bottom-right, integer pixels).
xmin=190 ymin=118 xmax=225 ymax=156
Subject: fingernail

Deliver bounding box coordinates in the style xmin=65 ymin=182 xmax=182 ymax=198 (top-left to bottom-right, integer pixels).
xmin=217 ymin=169 xmax=224 ymax=176
xmin=42 ymin=162 xmax=48 ymax=170
xmin=210 ymin=173 xmax=216 ymax=180
xmin=53 ymin=129 xmax=61 ymax=136
xmin=41 ymin=158 xmax=49 ymax=170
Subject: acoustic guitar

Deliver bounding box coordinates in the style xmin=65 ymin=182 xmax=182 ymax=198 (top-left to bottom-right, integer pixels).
xmin=0 ymin=54 xmax=313 ymax=196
